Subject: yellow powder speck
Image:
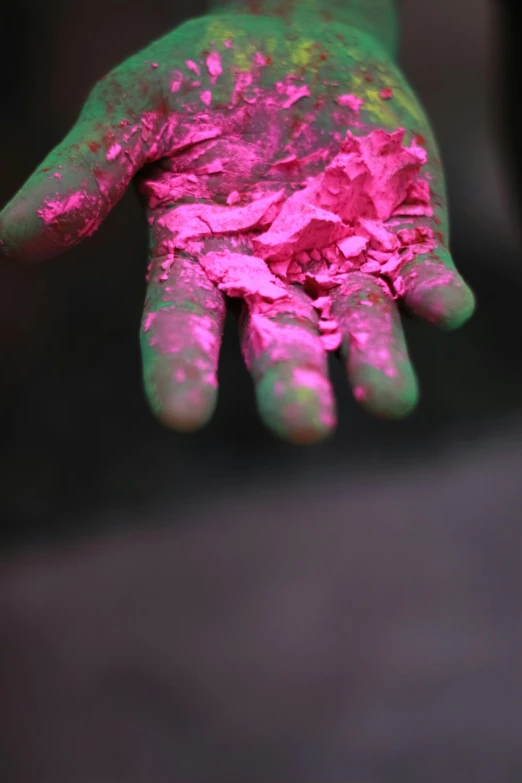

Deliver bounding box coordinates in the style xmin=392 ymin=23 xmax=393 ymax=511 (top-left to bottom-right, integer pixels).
xmin=361 ymin=88 xmax=396 ymax=125
xmin=290 ymin=39 xmax=315 ymax=70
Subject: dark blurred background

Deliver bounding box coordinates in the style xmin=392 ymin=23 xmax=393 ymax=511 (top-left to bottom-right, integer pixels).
xmin=0 ymin=1 xmax=521 ymax=781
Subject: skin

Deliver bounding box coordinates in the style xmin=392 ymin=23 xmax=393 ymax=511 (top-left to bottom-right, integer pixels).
xmin=0 ymin=0 xmax=475 ymax=444
xmin=208 ymin=0 xmax=400 ymax=57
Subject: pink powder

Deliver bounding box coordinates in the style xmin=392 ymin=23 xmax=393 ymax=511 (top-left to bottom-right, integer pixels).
xmin=356 ymin=218 xmax=399 ymax=252
xmin=312 ymin=296 xmax=342 ymax=351
xmin=185 ymin=60 xmax=200 ymax=76
xmin=227 ymin=190 xmax=241 ymax=206
xmin=39 ymin=192 xmax=84 ymax=223
xmin=360 ymin=260 xmax=381 ymax=274
xmin=252 ymin=183 xmax=352 ymax=263
xmin=230 ymin=71 xmax=253 ymax=106
xmin=38 ymin=191 xmax=101 ymax=241
xmin=281 ymin=84 xmax=311 ymax=109
xmin=335 ymin=94 xmax=364 ymax=112
xmin=187 ymin=315 xmax=220 ymax=355
xmin=206 ymin=51 xmax=222 ymax=83
xmin=158 ymin=190 xmax=285 ymax=248
xmin=141 ymin=173 xmax=201 ymax=208
xmin=143 ymin=312 xmax=157 ymax=332
xmin=171 ymin=71 xmax=183 ymax=92
xmin=167 ymin=125 xmax=222 ymax=152
xmin=204 ymin=159 xmax=224 ymax=174
xmin=106 ymin=143 xmax=122 ymax=162
xmin=198 ymin=251 xmax=288 ymax=301
xmin=337 ymin=235 xmax=368 ymax=258
xmin=242 ymin=302 xmax=326 ymax=370
xmin=394 ymin=180 xmax=433 ymax=216
xmin=152 ymin=127 xmax=436 ymax=353
xmin=254 ymin=52 xmax=268 ymax=67
xmin=224 ymin=38 xmax=234 ymax=49
xmin=200 ymin=90 xmax=212 ymax=106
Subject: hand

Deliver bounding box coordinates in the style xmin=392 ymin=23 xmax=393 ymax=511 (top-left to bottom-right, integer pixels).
xmin=0 ymin=12 xmax=475 ymax=444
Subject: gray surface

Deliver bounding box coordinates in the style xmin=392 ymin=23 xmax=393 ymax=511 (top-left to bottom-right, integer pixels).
xmin=1 ymin=418 xmax=521 ymax=782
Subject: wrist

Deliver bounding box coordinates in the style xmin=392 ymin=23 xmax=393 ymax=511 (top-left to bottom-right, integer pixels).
xmin=206 ymin=0 xmax=399 ymax=58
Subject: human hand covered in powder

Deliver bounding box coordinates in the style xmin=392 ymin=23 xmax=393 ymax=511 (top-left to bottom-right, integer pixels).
xmin=0 ymin=11 xmax=475 ymax=444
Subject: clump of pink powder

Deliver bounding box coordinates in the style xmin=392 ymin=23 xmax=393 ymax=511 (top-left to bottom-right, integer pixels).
xmin=160 ymin=128 xmax=436 ymax=351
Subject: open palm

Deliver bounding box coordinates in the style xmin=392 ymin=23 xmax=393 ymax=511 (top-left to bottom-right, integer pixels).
xmin=0 ymin=13 xmax=475 ymax=443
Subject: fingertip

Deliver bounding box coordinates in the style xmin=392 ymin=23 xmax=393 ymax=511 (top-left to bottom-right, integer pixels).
xmin=0 ymin=175 xmax=104 ymax=262
xmin=406 ymin=278 xmax=476 ymax=331
xmin=437 ymin=283 xmax=476 ymax=331
xmin=400 ymin=252 xmax=476 ymax=331
xmin=352 ymin=365 xmax=419 ymax=420
xmin=280 ymin=422 xmax=332 ymax=446
xmin=155 ymin=389 xmax=218 ymax=432
xmin=144 ymin=366 xmax=218 ymax=432
xmin=256 ymin=366 xmax=336 ymax=445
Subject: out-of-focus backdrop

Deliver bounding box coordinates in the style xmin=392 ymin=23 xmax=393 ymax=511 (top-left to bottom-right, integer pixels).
xmin=0 ymin=1 xmax=521 ymax=781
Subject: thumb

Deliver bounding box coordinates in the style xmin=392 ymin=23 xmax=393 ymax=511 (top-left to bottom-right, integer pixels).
xmin=0 ymin=64 xmax=166 ymax=262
